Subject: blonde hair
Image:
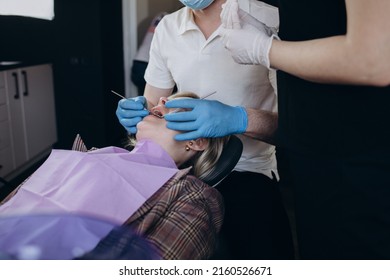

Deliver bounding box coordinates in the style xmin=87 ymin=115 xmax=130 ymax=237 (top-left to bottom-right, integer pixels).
xmin=189 ymin=135 xmax=229 ymax=181
xmin=127 ymin=92 xmax=230 ymax=181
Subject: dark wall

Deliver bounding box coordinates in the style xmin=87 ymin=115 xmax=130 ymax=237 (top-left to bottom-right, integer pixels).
xmin=0 ymin=0 xmax=126 ymax=149
xmin=0 ymin=15 xmax=56 ymax=61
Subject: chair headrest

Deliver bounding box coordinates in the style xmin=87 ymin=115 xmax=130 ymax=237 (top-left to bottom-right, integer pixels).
xmin=202 ymin=135 xmax=243 ymax=187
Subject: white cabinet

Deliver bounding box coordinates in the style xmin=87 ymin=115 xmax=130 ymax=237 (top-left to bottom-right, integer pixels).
xmin=0 ymin=64 xmax=57 ymax=179
xmin=0 ymin=71 xmax=14 ymax=178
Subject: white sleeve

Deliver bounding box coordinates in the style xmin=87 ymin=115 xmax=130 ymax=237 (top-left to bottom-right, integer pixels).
xmin=268 ymin=69 xmax=278 ymax=95
xmin=144 ymin=23 xmax=176 ymax=89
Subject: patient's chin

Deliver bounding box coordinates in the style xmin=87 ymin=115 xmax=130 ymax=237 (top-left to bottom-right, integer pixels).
xmin=136 ymin=126 xmax=162 ymax=142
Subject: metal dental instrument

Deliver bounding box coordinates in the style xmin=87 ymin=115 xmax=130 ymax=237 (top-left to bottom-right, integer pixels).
xmin=168 ymin=91 xmax=217 ymax=115
xmin=110 ymin=90 xmax=126 ymax=99
xmin=111 ymin=90 xmax=163 ymax=118
xmin=111 ymin=90 xmax=217 ymax=118
xmin=200 ymin=90 xmax=217 ymax=99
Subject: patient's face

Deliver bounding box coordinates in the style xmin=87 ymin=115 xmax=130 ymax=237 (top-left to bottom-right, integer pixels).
xmin=135 ymin=97 xmax=182 ymax=150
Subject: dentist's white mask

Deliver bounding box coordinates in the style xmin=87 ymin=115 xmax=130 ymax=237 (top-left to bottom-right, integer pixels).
xmin=179 ymin=0 xmax=214 ymax=10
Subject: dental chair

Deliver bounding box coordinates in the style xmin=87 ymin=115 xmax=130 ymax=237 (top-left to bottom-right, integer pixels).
xmin=202 ymin=135 xmax=243 ymax=187
xmin=202 ymin=134 xmax=243 ymax=259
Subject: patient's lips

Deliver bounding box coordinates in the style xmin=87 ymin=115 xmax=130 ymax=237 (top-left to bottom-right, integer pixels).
xmin=150 ymin=97 xmax=169 ymax=118
xmin=150 ymin=109 xmax=163 ymax=118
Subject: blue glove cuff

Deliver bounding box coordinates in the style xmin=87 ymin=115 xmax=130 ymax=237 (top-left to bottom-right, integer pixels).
xmin=236 ymin=106 xmax=248 ymax=134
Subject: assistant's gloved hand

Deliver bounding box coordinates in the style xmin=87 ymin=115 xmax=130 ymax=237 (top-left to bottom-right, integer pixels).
xmin=164 ymin=98 xmax=248 ymax=141
xmin=220 ymin=0 xmax=241 ymax=29
xmin=116 ymin=96 xmax=149 ymax=134
xmin=218 ymin=0 xmax=278 ymax=68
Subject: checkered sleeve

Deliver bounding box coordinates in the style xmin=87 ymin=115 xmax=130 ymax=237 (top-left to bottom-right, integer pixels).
xmin=127 ymin=173 xmax=224 ymax=260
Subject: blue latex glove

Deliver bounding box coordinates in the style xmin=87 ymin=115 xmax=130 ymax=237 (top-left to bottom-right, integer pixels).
xmin=116 ymin=96 xmax=149 ymax=134
xmin=164 ymin=99 xmax=248 ymax=141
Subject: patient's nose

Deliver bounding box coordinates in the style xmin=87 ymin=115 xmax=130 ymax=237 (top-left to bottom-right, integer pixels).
xmin=159 ymin=97 xmax=168 ymax=105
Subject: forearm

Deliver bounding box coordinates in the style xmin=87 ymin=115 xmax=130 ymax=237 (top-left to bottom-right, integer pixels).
xmin=269 ymin=0 xmax=390 ymax=87
xmin=244 ymin=108 xmax=278 ymax=145
xmin=270 ymin=36 xmax=389 ymax=87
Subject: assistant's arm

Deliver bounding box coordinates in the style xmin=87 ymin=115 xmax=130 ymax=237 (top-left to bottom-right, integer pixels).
xmin=270 ymin=0 xmax=390 ymax=87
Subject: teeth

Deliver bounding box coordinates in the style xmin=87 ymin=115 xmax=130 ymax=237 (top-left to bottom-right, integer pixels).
xmin=150 ymin=110 xmax=163 ymax=118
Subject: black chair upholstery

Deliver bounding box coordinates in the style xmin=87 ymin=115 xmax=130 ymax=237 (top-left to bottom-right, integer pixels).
xmin=202 ymin=135 xmax=243 ymax=187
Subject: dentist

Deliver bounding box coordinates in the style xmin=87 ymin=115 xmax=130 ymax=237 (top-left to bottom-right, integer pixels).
xmin=116 ymin=0 xmax=294 ymax=259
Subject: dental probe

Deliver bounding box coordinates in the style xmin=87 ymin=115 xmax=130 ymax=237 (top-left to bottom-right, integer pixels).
xmin=168 ymin=91 xmax=217 ymax=115
xmin=111 ymin=90 xmax=162 ymax=118
xmin=201 ymin=90 xmax=217 ymax=99
xmin=111 ymin=90 xmax=217 ymax=118
xmin=110 ymin=90 xmax=126 ymax=99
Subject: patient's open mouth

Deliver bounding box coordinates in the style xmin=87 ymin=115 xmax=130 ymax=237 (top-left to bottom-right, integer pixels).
xmin=150 ymin=110 xmax=164 ymax=118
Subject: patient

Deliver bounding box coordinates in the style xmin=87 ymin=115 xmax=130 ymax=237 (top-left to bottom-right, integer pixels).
xmin=0 ymin=92 xmax=228 ymax=260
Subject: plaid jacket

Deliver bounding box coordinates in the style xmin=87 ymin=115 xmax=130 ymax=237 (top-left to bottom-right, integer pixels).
xmin=124 ymin=167 xmax=224 ymax=260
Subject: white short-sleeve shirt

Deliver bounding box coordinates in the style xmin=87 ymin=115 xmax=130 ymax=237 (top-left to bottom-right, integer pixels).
xmin=144 ymin=0 xmax=279 ymax=179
